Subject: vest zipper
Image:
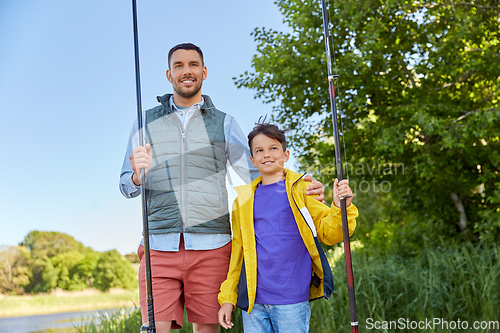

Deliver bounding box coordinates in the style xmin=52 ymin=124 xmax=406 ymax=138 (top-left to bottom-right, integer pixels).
xmin=180 ymin=109 xmax=198 ymax=232
xmin=181 ymin=130 xmax=186 ymax=233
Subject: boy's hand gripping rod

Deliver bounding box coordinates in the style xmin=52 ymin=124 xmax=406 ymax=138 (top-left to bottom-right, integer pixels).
xmin=131 ymin=1 xmax=156 ymax=332
xmin=320 ymin=0 xmax=359 ymax=331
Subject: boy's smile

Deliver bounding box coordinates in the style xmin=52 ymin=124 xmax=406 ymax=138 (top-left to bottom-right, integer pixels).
xmin=250 ymin=134 xmax=290 ymax=184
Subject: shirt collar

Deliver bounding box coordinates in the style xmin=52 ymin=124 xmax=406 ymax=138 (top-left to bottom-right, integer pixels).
xmin=169 ymin=95 xmax=204 ymax=113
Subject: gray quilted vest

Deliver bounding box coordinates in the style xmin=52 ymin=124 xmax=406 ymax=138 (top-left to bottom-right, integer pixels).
xmin=144 ymin=94 xmax=230 ymax=234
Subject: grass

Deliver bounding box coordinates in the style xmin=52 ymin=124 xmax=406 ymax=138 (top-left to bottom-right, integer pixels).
xmin=76 ymin=306 xmax=244 ymax=333
xmin=74 ymin=242 xmax=500 ymax=333
xmin=0 ymin=288 xmax=139 ymax=318
xmin=75 ymin=307 xmax=142 ymax=333
xmin=310 ymin=242 xmax=500 ymax=333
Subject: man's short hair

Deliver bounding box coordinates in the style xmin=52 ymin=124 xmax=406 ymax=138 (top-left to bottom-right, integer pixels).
xmin=168 ymin=43 xmax=204 ymax=68
xmin=248 ymin=117 xmax=287 ymax=157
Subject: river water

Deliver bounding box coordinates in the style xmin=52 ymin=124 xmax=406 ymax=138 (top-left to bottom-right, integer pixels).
xmin=0 ymin=308 xmax=124 ymax=333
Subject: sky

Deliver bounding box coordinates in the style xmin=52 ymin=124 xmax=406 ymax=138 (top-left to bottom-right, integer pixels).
xmin=0 ymin=1 xmax=298 ymax=254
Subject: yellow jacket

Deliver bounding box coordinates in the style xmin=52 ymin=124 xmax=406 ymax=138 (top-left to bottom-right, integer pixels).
xmin=218 ymin=169 xmax=358 ymax=313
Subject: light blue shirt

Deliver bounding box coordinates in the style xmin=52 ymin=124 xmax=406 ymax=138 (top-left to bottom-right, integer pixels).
xmin=120 ymin=96 xmax=259 ymax=251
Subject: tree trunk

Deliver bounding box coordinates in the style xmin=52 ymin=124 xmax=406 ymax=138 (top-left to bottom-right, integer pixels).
xmin=450 ymin=192 xmax=467 ymax=231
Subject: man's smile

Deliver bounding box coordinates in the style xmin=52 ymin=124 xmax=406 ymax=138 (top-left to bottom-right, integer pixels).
xmin=181 ymin=77 xmax=196 ymax=85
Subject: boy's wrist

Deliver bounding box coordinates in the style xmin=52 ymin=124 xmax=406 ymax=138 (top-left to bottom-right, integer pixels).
xmin=222 ymin=302 xmax=234 ymax=310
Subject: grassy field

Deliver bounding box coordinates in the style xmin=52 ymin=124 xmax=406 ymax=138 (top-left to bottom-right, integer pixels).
xmin=0 ymin=288 xmax=139 ymax=318
xmin=12 ymin=242 xmax=498 ymax=332
xmin=77 ymin=242 xmax=500 ymax=333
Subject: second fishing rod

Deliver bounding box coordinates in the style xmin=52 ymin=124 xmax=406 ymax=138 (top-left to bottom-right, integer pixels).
xmin=319 ymin=0 xmax=359 ymax=331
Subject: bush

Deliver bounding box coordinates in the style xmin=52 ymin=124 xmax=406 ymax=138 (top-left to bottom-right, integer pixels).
xmin=93 ymin=250 xmax=137 ymax=292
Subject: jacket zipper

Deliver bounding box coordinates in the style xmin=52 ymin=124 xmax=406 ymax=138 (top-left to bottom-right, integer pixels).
xmin=290 ymin=172 xmax=307 ymax=222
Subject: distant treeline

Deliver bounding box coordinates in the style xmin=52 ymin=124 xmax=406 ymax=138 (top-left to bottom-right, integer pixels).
xmin=0 ymin=231 xmax=138 ymax=295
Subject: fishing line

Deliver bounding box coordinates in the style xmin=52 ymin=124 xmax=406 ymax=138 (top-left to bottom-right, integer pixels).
xmin=327 ymin=3 xmax=350 ymax=181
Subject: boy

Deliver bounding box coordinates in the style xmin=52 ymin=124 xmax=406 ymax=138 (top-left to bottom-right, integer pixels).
xmin=217 ymin=121 xmax=358 ymax=332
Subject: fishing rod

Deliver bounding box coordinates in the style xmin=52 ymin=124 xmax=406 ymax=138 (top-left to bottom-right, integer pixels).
xmin=131 ymin=0 xmax=156 ymax=332
xmin=319 ymin=0 xmax=359 ymax=332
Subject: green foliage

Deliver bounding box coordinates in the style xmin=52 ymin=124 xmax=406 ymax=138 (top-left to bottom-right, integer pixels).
xmin=21 ymin=230 xmax=87 ymax=259
xmin=1 ymin=230 xmax=137 ymax=295
xmin=124 ymin=252 xmax=140 ymax=264
xmin=52 ymin=251 xmax=85 ymax=290
xmin=94 ymin=250 xmax=137 ymax=292
xmin=22 ymin=231 xmax=99 ymax=293
xmin=237 ymin=0 xmax=500 ymax=248
xmin=71 ymin=251 xmax=101 ymax=289
xmin=0 ymin=246 xmax=32 ymax=295
xmin=76 ymin=307 xmax=143 ymax=333
xmin=32 ymin=252 xmax=91 ymax=293
xmin=311 ymin=243 xmax=500 ymax=332
xmin=35 ymin=258 xmax=58 ymax=293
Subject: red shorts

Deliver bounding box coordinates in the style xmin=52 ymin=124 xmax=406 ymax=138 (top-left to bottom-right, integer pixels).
xmin=138 ymin=236 xmax=231 ymax=329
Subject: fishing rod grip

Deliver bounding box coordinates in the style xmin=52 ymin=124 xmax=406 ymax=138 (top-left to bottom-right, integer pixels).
xmin=340 ymin=199 xmax=359 ymax=332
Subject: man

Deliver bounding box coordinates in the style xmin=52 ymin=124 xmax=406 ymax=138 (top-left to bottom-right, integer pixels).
xmin=120 ymin=43 xmax=324 ymax=333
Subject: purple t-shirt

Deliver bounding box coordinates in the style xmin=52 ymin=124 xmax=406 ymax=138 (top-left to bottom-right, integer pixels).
xmin=253 ymin=180 xmax=312 ymax=304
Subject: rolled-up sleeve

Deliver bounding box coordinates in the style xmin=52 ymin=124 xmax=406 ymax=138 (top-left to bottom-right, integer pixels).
xmin=119 ymin=121 xmax=141 ymax=198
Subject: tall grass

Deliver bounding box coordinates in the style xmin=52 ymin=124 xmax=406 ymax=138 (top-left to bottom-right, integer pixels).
xmin=311 ymin=242 xmax=500 ymax=333
xmin=75 ymin=307 xmax=142 ymax=333
xmin=76 ymin=307 xmax=243 ymax=333
xmin=77 ymin=243 xmax=500 ymax=332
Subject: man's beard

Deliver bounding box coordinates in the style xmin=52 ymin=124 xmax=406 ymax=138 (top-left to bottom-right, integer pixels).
xmin=173 ymin=78 xmax=202 ymax=99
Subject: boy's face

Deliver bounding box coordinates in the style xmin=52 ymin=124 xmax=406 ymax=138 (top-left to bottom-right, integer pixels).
xmin=250 ymin=134 xmax=290 ymax=176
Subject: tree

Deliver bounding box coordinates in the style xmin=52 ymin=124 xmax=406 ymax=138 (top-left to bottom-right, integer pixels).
xmin=93 ymin=250 xmax=137 ymax=291
xmin=50 ymin=251 xmax=85 ymax=290
xmin=237 ymin=0 xmax=500 ymax=249
xmin=20 ymin=230 xmax=87 ymax=259
xmin=21 ymin=231 xmax=90 ymax=292
xmin=71 ymin=250 xmax=100 ymax=289
xmin=0 ymin=246 xmax=32 ymax=295
xmin=124 ymin=252 xmax=140 ymax=264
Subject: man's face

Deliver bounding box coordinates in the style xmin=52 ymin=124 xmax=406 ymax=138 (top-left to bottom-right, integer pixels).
xmin=166 ymin=49 xmax=207 ymax=102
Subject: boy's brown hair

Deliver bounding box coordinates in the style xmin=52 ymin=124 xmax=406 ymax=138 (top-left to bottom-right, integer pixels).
xmin=247 ymin=117 xmax=287 ymax=157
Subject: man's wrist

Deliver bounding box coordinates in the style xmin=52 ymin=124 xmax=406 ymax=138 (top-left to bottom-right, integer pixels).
xmin=131 ymin=172 xmax=140 ymax=186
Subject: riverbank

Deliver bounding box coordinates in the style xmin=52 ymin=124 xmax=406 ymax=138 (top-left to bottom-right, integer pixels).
xmin=0 ymin=288 xmax=139 ymax=318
